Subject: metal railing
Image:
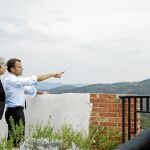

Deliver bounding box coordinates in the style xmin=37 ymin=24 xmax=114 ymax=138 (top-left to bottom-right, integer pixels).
xmin=120 ymin=96 xmax=150 ymax=143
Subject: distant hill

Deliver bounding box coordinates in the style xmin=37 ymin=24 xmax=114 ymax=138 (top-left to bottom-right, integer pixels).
xmin=47 ymin=85 xmax=77 ymax=94
xmin=39 ymin=79 xmax=150 ymax=95
xmin=37 ymin=82 xmax=86 ymax=90
xmin=36 ymin=82 xmax=64 ymax=90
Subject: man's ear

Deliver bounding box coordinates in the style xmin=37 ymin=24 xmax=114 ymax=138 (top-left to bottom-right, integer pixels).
xmin=10 ymin=67 xmax=15 ymax=73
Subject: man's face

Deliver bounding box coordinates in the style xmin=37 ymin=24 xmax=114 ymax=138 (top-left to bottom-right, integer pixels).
xmin=0 ymin=64 xmax=6 ymax=75
xmin=12 ymin=61 xmax=23 ymax=76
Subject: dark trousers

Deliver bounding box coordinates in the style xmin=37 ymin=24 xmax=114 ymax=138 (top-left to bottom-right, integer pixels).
xmin=5 ymin=107 xmax=25 ymax=146
xmin=0 ymin=100 xmax=5 ymax=120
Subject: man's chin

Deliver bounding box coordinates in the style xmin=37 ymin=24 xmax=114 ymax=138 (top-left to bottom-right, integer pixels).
xmin=0 ymin=71 xmax=5 ymax=75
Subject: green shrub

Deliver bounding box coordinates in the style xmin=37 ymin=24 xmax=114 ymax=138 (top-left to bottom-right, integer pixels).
xmin=0 ymin=117 xmax=25 ymax=149
xmin=30 ymin=122 xmax=88 ymax=150
xmin=0 ymin=137 xmax=14 ymax=150
xmin=9 ymin=116 xmax=24 ymax=147
xmin=88 ymin=126 xmax=120 ymax=150
xmin=0 ymin=120 xmax=120 ymax=149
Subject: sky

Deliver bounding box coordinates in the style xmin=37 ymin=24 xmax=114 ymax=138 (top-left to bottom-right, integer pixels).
xmin=0 ymin=0 xmax=150 ymax=84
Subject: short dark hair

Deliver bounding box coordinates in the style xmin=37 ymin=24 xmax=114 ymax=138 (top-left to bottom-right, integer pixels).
xmin=7 ymin=58 xmax=21 ymax=72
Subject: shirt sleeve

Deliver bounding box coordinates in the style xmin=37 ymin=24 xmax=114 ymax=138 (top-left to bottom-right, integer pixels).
xmin=6 ymin=75 xmax=37 ymax=87
xmin=24 ymin=86 xmax=37 ymax=98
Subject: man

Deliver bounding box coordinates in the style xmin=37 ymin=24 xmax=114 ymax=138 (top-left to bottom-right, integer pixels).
xmin=5 ymin=58 xmax=64 ymax=145
xmin=0 ymin=56 xmax=6 ymax=120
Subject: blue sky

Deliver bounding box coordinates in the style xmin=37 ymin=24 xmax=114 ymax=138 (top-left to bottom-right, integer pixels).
xmin=1 ymin=0 xmax=150 ymax=84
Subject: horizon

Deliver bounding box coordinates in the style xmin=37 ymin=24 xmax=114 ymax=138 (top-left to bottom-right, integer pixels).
xmin=38 ymin=77 xmax=150 ymax=85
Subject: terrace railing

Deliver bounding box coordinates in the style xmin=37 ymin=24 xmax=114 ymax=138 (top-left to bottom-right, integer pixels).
xmin=120 ymin=95 xmax=150 ymax=143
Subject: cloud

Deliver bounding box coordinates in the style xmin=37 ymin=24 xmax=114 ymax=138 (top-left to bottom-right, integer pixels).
xmin=53 ymin=16 xmax=69 ymax=23
xmin=0 ymin=18 xmax=58 ymax=44
xmin=1 ymin=0 xmax=150 ymax=83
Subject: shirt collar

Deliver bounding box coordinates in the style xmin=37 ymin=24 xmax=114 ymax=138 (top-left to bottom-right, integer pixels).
xmin=8 ymin=72 xmax=18 ymax=77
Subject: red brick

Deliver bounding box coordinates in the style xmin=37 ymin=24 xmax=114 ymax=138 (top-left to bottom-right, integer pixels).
xmin=90 ymin=93 xmax=97 ymax=99
xmin=92 ymin=107 xmax=100 ymax=112
xmin=99 ymin=107 xmax=108 ymax=112
xmin=108 ymin=108 xmax=120 ymax=112
xmin=99 ymin=122 xmax=118 ymax=127
xmin=107 ymin=98 xmax=117 ymax=103
xmin=118 ymin=103 xmax=122 ymax=108
xmin=96 ymin=98 xmax=108 ymax=103
xmin=99 ymin=113 xmax=117 ymax=117
xmin=90 ymin=99 xmax=100 ymax=102
xmin=99 ymin=94 xmax=116 ymax=99
xmin=90 ymin=117 xmax=97 ymax=121
xmin=91 ymin=112 xmax=99 ymax=117
xmin=108 ymin=117 xmax=122 ymax=122
xmin=90 ymin=121 xmax=98 ymax=125
xmin=99 ymin=103 xmax=117 ymax=107
xmin=92 ymin=103 xmax=99 ymax=107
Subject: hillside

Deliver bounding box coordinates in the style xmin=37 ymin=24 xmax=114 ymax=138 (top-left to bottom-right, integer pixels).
xmin=41 ymin=79 xmax=150 ymax=94
xmin=36 ymin=82 xmax=64 ymax=90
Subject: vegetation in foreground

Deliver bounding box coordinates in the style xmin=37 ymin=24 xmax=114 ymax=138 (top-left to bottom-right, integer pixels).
xmin=0 ymin=119 xmax=120 ymax=150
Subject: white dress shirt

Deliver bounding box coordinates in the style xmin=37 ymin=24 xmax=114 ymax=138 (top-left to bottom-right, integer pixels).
xmin=5 ymin=73 xmax=37 ymax=108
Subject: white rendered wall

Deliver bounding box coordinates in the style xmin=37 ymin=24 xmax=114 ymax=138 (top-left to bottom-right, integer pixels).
xmin=0 ymin=93 xmax=91 ymax=137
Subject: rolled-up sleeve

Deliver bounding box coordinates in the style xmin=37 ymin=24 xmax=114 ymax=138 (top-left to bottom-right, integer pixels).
xmin=24 ymin=86 xmax=37 ymax=98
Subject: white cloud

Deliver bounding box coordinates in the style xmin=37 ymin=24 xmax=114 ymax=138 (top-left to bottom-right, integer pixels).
xmin=1 ymin=0 xmax=150 ymax=83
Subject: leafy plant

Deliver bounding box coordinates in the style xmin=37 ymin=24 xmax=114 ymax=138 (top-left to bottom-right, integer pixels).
xmin=0 ymin=120 xmax=120 ymax=149
xmin=88 ymin=125 xmax=120 ymax=150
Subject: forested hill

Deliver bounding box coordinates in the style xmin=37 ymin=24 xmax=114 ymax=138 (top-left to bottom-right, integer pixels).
xmin=44 ymin=79 xmax=150 ymax=95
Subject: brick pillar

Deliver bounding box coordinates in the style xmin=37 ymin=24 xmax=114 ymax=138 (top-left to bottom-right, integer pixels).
xmin=90 ymin=93 xmax=140 ymax=142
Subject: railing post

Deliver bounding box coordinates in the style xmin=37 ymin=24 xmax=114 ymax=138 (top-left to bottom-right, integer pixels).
xmin=134 ymin=97 xmax=137 ymax=134
xmin=120 ymin=96 xmax=150 ymax=145
xmin=128 ymin=97 xmax=131 ymax=140
xmin=122 ymin=97 xmax=125 ymax=143
xmin=140 ymin=97 xmax=143 ymax=111
xmin=146 ymin=97 xmax=149 ymax=111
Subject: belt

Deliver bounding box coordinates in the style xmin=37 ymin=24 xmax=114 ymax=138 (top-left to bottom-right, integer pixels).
xmin=7 ymin=106 xmax=24 ymax=110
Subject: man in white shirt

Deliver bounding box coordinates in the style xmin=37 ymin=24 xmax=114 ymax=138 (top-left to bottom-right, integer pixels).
xmin=0 ymin=56 xmax=7 ymax=120
xmin=5 ymin=58 xmax=64 ymax=146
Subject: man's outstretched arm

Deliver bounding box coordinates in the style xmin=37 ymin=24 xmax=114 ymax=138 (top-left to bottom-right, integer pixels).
xmin=37 ymin=71 xmax=65 ymax=82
